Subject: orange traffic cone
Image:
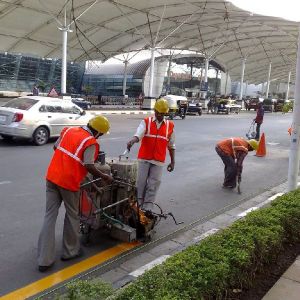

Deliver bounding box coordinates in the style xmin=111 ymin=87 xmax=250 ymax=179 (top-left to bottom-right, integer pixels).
xmin=256 ymin=133 xmax=266 ymax=157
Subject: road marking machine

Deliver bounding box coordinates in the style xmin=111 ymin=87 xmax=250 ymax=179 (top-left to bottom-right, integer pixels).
xmin=79 ymin=151 xmax=182 ymax=244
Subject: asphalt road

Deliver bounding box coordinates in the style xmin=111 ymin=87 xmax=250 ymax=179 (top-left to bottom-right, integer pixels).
xmin=0 ymin=111 xmax=292 ymax=296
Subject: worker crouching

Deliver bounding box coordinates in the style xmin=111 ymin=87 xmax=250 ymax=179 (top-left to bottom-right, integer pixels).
xmin=215 ymin=138 xmax=258 ymax=189
xmin=127 ymin=98 xmax=175 ymax=211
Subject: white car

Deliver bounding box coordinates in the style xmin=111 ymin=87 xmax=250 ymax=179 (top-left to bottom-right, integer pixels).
xmin=0 ymin=96 xmax=92 ymax=145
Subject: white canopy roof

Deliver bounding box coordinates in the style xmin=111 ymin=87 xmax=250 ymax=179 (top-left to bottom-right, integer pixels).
xmin=0 ymin=0 xmax=298 ymax=84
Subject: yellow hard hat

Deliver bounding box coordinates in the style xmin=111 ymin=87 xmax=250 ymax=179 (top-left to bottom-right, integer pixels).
xmin=154 ymin=98 xmax=169 ymax=113
xmin=248 ymin=139 xmax=258 ymax=150
xmin=88 ymin=115 xmax=110 ymax=134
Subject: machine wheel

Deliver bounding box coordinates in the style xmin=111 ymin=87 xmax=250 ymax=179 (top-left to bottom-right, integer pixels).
xmin=181 ymin=114 xmax=186 ymax=119
xmin=32 ymin=126 xmax=49 ymax=146
xmin=198 ymin=110 xmax=202 ymax=116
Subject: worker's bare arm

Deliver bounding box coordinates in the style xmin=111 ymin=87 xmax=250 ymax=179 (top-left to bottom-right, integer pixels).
xmin=85 ymin=164 xmax=113 ymax=183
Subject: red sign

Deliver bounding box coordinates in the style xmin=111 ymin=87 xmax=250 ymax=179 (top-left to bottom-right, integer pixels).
xmin=47 ymin=87 xmax=59 ymax=97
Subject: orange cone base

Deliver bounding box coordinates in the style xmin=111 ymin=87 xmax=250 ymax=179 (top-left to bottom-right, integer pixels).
xmin=256 ymin=133 xmax=266 ymax=157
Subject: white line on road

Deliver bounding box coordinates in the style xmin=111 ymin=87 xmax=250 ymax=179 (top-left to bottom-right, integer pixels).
xmin=129 ymin=255 xmax=170 ymax=277
xmin=0 ymin=181 xmax=11 ymax=185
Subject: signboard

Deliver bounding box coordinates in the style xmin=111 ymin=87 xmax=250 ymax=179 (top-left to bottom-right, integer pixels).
xmin=47 ymin=87 xmax=59 ymax=97
xmin=200 ymin=82 xmax=208 ymax=92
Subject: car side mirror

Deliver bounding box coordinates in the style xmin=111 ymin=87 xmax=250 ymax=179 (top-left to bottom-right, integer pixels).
xmin=80 ymin=110 xmax=86 ymax=116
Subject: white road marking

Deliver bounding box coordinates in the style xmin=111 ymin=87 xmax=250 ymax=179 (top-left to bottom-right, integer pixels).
xmin=267 ymin=142 xmax=280 ymax=146
xmin=193 ymin=228 xmax=219 ymax=243
xmin=0 ymin=181 xmax=11 ymax=185
xmin=238 ymin=207 xmax=259 ymax=217
xmin=129 ymin=255 xmax=170 ymax=277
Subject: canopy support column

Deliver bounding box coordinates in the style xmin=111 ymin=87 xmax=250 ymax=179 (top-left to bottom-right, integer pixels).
xmin=239 ymin=58 xmax=246 ymax=109
xmin=286 ymin=71 xmax=291 ymax=101
xmin=123 ymin=60 xmax=128 ymax=96
xmin=148 ymin=48 xmax=155 ymax=98
xmin=202 ymin=57 xmax=209 ymax=98
xmin=224 ymin=72 xmax=229 ymax=96
xmin=61 ymin=28 xmax=68 ymax=94
xmin=266 ymin=62 xmax=272 ymax=98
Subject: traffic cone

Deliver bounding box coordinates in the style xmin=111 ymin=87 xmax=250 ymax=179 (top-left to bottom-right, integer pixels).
xmin=256 ymin=133 xmax=266 ymax=157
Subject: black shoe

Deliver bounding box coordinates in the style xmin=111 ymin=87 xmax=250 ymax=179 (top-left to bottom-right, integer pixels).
xmin=61 ymin=249 xmax=83 ymax=261
xmin=38 ymin=263 xmax=54 ymax=272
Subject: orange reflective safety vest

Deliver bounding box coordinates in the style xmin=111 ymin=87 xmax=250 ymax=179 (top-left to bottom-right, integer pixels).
xmin=138 ymin=117 xmax=174 ymax=163
xmin=46 ymin=127 xmax=99 ymax=191
xmin=217 ymin=137 xmax=249 ymax=158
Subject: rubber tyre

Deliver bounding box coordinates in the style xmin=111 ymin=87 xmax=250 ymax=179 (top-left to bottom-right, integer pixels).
xmin=198 ymin=110 xmax=202 ymax=116
xmin=32 ymin=126 xmax=49 ymax=146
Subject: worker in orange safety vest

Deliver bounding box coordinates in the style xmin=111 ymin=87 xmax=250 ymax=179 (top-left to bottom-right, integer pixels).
xmin=37 ymin=116 xmax=113 ymax=272
xmin=127 ymin=98 xmax=175 ymax=211
xmin=215 ymin=137 xmax=258 ymax=189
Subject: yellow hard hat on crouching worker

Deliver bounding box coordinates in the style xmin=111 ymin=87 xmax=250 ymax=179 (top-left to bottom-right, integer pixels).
xmin=248 ymin=139 xmax=258 ymax=151
xmin=154 ymin=98 xmax=169 ymax=114
xmin=88 ymin=115 xmax=110 ymax=134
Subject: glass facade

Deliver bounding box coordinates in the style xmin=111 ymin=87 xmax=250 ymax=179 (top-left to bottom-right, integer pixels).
xmin=82 ymin=74 xmax=143 ymax=97
xmin=0 ymin=53 xmax=85 ymax=94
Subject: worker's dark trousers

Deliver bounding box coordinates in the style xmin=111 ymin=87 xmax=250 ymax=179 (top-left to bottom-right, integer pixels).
xmin=215 ymin=146 xmax=237 ymax=187
xmin=255 ymin=123 xmax=261 ymax=141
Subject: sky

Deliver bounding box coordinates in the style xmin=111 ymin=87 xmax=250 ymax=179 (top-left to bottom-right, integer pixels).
xmin=229 ymin=0 xmax=300 ymax=22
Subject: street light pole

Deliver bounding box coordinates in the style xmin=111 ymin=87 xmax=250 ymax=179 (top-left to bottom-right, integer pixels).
xmin=288 ymin=25 xmax=300 ymax=191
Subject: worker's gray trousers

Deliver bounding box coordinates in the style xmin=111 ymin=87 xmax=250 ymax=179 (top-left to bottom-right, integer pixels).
xmin=137 ymin=161 xmax=163 ymax=211
xmin=215 ymin=146 xmax=237 ymax=188
xmin=37 ymin=180 xmax=81 ymax=266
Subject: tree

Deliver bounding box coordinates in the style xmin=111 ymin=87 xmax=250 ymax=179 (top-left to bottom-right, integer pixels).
xmin=82 ymin=85 xmax=93 ymax=99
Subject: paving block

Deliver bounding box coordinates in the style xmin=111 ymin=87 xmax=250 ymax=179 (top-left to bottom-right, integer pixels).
xmin=171 ymin=229 xmax=199 ymax=245
xmin=119 ymin=252 xmax=156 ymax=273
xmin=192 ymin=220 xmax=218 ymax=235
xmin=209 ymin=213 xmax=238 ymax=228
xmin=262 ymin=277 xmax=300 ymax=300
xmin=100 ymin=267 xmax=128 ymax=285
xmin=148 ymin=240 xmax=182 ymax=257
xmin=282 ymin=259 xmax=300 ymax=283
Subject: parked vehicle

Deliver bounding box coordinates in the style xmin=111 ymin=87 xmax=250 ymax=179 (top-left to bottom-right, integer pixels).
xmin=262 ymin=99 xmax=274 ymax=112
xmin=72 ymin=97 xmax=92 ymax=110
xmin=244 ymin=98 xmax=260 ymax=111
xmin=215 ymin=99 xmax=241 ymax=114
xmin=163 ymin=95 xmax=188 ymax=119
xmin=273 ymin=99 xmax=285 ymax=112
xmin=0 ymin=96 xmax=90 ymax=145
xmin=187 ymin=100 xmax=202 ymax=116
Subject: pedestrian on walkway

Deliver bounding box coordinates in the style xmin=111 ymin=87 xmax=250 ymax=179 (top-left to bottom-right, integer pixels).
xmin=32 ymin=84 xmax=39 ymax=96
xmin=215 ymin=137 xmax=258 ymax=189
xmin=37 ymin=116 xmax=113 ymax=272
xmin=254 ymin=102 xmax=264 ymax=140
xmin=126 ymin=98 xmax=175 ymax=211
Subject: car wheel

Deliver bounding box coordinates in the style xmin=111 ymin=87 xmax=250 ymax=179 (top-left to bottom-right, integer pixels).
xmin=32 ymin=126 xmax=49 ymax=146
xmin=1 ymin=134 xmax=14 ymax=141
xmin=198 ymin=110 xmax=202 ymax=116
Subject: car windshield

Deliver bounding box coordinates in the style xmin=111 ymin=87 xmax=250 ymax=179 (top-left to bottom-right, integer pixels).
xmin=3 ymin=98 xmax=38 ymax=110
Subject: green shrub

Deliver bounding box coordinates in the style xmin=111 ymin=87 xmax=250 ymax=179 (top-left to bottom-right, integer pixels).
xmin=64 ymin=278 xmax=113 ymax=300
xmin=114 ymin=189 xmax=300 ymax=300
